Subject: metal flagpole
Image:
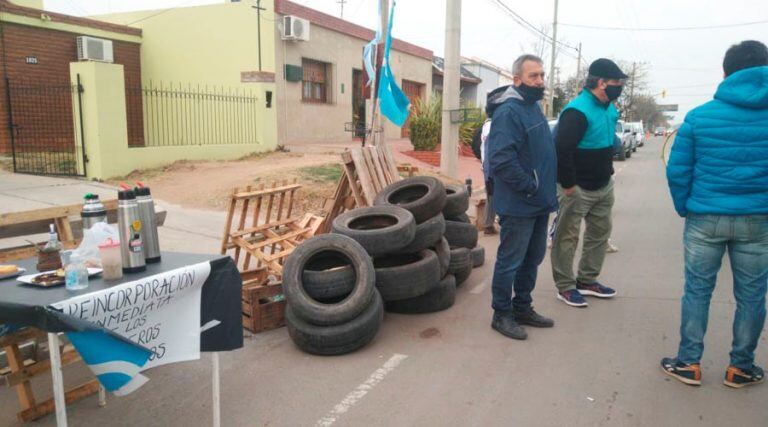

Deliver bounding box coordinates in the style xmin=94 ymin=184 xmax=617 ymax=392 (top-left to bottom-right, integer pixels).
xmin=212 ymin=352 xmax=221 ymax=427
xmin=48 ymin=333 xmax=68 ymax=427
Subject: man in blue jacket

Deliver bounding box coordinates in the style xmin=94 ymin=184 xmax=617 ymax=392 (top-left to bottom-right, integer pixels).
xmin=486 ymin=54 xmax=558 ymax=340
xmin=661 ymin=40 xmax=768 ymax=389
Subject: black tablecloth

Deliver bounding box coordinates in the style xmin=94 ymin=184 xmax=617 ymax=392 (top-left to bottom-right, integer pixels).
xmin=0 ymin=252 xmax=243 ymax=352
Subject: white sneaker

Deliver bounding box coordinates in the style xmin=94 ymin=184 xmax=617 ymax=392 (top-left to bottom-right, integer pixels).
xmin=607 ymin=240 xmax=619 ymax=253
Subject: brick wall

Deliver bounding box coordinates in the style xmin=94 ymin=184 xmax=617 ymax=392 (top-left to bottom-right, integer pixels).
xmin=0 ymin=22 xmax=143 ymax=153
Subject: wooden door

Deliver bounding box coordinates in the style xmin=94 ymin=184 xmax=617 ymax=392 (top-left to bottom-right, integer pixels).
xmin=401 ymin=80 xmax=424 ymax=138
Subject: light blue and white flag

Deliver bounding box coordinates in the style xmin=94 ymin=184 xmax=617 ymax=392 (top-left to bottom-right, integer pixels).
xmin=378 ymin=0 xmax=411 ymax=127
xmin=362 ymin=0 xmax=382 ymax=86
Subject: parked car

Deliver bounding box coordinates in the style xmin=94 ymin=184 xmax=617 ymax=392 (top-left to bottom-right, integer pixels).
xmin=629 ymin=121 xmax=645 ymax=148
xmin=654 ymin=127 xmax=665 ymax=136
xmin=614 ymin=121 xmax=633 ymax=161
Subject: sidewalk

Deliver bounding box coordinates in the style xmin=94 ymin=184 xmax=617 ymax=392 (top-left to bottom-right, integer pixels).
xmin=0 ymin=170 xmax=224 ymax=254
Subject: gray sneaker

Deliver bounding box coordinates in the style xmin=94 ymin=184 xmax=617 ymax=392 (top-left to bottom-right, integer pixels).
xmin=491 ymin=311 xmax=527 ymax=340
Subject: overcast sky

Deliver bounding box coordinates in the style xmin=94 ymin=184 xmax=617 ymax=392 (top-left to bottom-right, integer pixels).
xmin=44 ymin=0 xmax=767 ymax=123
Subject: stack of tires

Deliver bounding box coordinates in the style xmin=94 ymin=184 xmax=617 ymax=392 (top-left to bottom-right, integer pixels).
xmin=282 ymin=176 xmax=484 ymax=355
xmin=282 ymin=234 xmax=384 ymax=356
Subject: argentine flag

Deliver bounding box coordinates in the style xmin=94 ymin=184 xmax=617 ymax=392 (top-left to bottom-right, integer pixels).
xmin=378 ymin=0 xmax=411 ymax=127
xmin=66 ymin=330 xmax=152 ymax=396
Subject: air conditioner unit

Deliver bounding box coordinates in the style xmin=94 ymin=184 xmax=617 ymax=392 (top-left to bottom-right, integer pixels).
xmin=76 ymin=36 xmax=114 ymax=63
xmin=281 ymin=15 xmax=310 ymax=41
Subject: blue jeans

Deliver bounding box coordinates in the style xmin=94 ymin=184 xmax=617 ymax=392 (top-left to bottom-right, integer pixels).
xmin=491 ymin=214 xmax=549 ymax=312
xmin=677 ymin=214 xmax=768 ymax=369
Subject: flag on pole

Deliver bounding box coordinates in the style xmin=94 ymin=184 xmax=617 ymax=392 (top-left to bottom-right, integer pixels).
xmin=362 ymin=1 xmax=382 ymax=86
xmin=377 ymin=0 xmax=411 ymax=127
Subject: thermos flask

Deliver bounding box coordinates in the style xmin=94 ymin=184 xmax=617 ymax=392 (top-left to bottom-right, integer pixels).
xmin=81 ymin=193 xmax=107 ymax=230
xmin=117 ymin=189 xmax=146 ymax=273
xmin=135 ymin=184 xmax=161 ymax=264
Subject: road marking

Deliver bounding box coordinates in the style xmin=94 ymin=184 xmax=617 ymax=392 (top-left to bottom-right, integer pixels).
xmin=470 ymin=280 xmax=488 ymax=294
xmin=316 ymin=353 xmax=408 ymax=427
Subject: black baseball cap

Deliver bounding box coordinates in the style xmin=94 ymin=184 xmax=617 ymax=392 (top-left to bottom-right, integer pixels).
xmin=588 ymin=58 xmax=628 ymax=79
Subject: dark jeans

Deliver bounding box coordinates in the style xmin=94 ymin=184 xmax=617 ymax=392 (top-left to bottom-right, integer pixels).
xmin=677 ymin=214 xmax=768 ymax=369
xmin=491 ymin=214 xmax=549 ymax=312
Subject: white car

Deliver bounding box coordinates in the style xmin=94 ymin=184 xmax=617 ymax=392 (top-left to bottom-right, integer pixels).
xmin=629 ymin=122 xmax=645 ymax=148
xmin=615 ymin=121 xmax=633 ymax=161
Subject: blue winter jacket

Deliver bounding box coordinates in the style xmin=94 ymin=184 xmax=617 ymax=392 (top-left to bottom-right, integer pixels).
xmin=666 ymin=66 xmax=768 ymax=216
xmin=486 ymin=86 xmax=558 ymax=217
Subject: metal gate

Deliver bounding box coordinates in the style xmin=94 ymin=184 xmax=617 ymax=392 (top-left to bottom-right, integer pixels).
xmin=6 ymin=77 xmax=86 ymax=177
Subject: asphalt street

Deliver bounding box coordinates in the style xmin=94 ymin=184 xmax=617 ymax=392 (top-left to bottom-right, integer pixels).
xmin=2 ymin=136 xmax=767 ymax=426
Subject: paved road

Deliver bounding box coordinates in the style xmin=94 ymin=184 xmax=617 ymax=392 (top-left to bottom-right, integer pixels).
xmin=2 ymin=137 xmax=768 ymax=426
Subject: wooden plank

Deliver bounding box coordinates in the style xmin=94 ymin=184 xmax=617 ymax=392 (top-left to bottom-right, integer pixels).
xmin=4 ymin=344 xmax=36 ymax=412
xmin=340 ymin=163 xmax=365 ymax=207
xmin=233 ymin=184 xmax=302 ymax=200
xmin=18 ymin=380 xmax=100 ymax=422
xmin=220 ymin=188 xmax=238 ymax=255
xmin=365 ymin=147 xmax=387 ymax=192
xmin=233 ymin=185 xmax=252 ymax=266
xmin=271 ymin=180 xmax=289 ymax=262
xmin=369 ymin=146 xmax=392 ymax=186
xmin=349 ymin=148 xmax=377 ymax=205
xmin=0 ymin=328 xmax=45 ymax=348
xmin=379 ymin=141 xmax=402 ymax=182
xmin=286 ymin=178 xmax=298 ymax=219
xmin=243 ymin=183 xmax=265 ymax=270
xmin=236 ymin=228 xmax=311 ymax=251
xmin=5 ymin=347 xmax=82 ymax=387
xmin=230 ymin=218 xmax=296 ymax=238
xmin=0 ymin=200 xmax=115 ymax=227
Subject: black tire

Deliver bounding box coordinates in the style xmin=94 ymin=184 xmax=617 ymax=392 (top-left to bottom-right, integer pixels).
xmin=616 ymin=146 xmax=627 ymax=161
xmin=444 ymin=220 xmax=478 ymax=249
xmin=385 ymin=275 xmax=456 ymax=314
xmin=286 ymin=290 xmax=384 ymax=356
xmin=283 ymin=234 xmax=375 ymax=326
xmin=400 ymin=213 xmax=445 ymax=253
xmin=449 ymin=247 xmax=472 ymax=286
xmin=443 ymin=184 xmax=470 ymax=218
xmin=374 ymin=250 xmax=441 ymax=301
xmin=471 ymin=245 xmax=485 ymax=268
xmin=374 ymin=176 xmax=446 ymax=223
xmin=447 ymin=212 xmax=471 ymax=223
xmin=431 ymin=237 xmax=451 ymax=278
xmin=331 ymin=206 xmax=416 ymax=256
xmin=302 ymin=252 xmax=355 ymax=301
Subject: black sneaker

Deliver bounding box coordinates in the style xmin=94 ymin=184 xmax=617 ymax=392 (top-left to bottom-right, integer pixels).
xmin=491 ymin=311 xmax=527 ymax=340
xmin=724 ymin=365 xmax=764 ymax=389
xmin=513 ymin=306 xmax=554 ymax=328
xmin=660 ymin=357 xmax=701 ymax=386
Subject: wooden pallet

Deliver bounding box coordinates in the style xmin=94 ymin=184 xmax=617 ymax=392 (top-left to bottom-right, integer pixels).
xmin=220 ymin=180 xmax=322 ymax=275
xmin=319 ymin=143 xmax=416 ymax=234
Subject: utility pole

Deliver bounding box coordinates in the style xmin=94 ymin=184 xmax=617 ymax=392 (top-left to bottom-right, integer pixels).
xmin=370 ymin=0 xmax=388 ymax=145
xmin=572 ymin=42 xmax=582 ymax=99
xmin=441 ymin=0 xmax=461 ymax=179
xmin=547 ymin=0 xmax=559 ymax=118
xmin=252 ymin=0 xmax=265 ymax=71
xmin=337 ymin=0 xmax=347 ymax=19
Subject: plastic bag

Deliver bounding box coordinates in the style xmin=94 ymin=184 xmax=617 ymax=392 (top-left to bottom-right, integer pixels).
xmin=73 ymin=222 xmax=119 ymax=268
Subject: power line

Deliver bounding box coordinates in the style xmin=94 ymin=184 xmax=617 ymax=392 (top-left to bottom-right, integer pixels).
xmin=489 ymin=0 xmax=579 ymax=52
xmin=125 ymin=0 xmax=199 ymax=25
xmin=560 ymin=19 xmax=768 ymax=31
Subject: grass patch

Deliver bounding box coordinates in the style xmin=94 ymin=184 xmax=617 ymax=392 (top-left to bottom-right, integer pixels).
xmin=299 ymin=164 xmax=343 ymax=183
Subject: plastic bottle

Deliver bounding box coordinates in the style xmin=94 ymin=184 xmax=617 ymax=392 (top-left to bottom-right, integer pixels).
xmin=63 ymin=251 xmax=89 ymax=291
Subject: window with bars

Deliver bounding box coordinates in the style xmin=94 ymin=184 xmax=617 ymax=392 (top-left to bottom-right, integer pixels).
xmin=302 ymin=58 xmax=331 ymax=104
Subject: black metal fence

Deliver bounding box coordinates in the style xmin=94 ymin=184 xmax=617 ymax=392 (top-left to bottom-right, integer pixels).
xmin=6 ymin=78 xmax=86 ymax=176
xmin=126 ymin=82 xmax=260 ymax=147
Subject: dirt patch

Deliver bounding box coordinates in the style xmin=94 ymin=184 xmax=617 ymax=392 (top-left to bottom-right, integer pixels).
xmin=106 ymin=149 xmax=463 ymax=218
xmin=108 ymin=151 xmax=340 ymax=216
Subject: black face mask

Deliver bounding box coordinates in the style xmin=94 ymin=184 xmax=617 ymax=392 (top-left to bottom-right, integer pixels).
xmin=605 ymin=84 xmax=623 ymax=102
xmin=516 ymin=83 xmax=545 ymax=102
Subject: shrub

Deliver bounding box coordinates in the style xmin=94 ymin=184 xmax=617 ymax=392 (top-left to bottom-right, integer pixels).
xmin=408 ymin=94 xmax=442 ymax=151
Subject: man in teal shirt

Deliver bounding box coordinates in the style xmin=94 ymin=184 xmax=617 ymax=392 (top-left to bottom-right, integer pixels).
xmin=551 ymin=59 xmax=627 ymax=307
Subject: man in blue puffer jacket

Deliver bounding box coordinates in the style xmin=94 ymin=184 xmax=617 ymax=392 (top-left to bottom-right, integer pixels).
xmin=662 ymin=40 xmax=768 ymax=389
xmin=486 ymin=54 xmax=558 ymax=340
